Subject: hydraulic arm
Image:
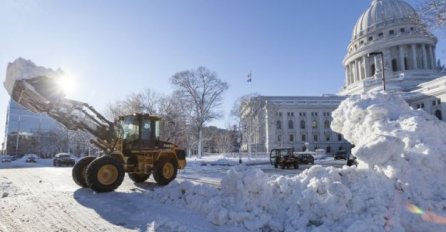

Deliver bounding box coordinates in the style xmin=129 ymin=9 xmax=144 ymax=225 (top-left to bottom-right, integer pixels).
xmin=4 ymin=59 xmax=116 ymax=151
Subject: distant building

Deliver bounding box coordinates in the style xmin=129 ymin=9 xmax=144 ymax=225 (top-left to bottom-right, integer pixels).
xmin=241 ymin=96 xmax=351 ymax=155
xmin=4 ymin=100 xmax=61 ymax=156
xmin=241 ymin=0 xmax=446 ymax=154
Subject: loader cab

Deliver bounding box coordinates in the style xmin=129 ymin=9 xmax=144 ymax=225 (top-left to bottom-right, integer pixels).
xmin=119 ymin=114 xmax=160 ymax=152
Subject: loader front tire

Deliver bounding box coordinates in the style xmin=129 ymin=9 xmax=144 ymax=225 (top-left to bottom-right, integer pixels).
xmin=153 ymin=158 xmax=177 ymax=186
xmin=72 ymin=156 xmax=96 ymax=188
xmin=128 ymin=173 xmax=150 ymax=183
xmin=86 ymin=156 xmax=124 ymax=192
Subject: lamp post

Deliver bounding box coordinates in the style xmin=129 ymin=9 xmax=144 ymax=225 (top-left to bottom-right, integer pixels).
xmin=368 ymin=51 xmax=386 ymax=91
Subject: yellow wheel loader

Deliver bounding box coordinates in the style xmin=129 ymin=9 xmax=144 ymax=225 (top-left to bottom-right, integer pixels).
xmin=4 ymin=58 xmax=186 ymax=192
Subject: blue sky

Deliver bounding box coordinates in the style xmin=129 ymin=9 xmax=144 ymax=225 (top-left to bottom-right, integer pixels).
xmin=0 ymin=0 xmax=445 ymax=145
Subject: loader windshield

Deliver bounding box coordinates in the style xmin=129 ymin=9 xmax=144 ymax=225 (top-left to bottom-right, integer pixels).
xmin=120 ymin=116 xmax=139 ymax=142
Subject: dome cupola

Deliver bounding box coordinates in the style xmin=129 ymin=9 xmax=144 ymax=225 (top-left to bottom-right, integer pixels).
xmin=353 ymin=0 xmax=419 ymax=40
xmin=340 ymin=0 xmax=438 ymax=96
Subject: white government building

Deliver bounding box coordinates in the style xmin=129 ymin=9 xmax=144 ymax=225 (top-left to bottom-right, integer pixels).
xmin=241 ymin=0 xmax=446 ymax=154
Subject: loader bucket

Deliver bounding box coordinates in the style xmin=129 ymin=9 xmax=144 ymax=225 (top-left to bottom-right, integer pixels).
xmin=4 ymin=58 xmax=65 ymax=113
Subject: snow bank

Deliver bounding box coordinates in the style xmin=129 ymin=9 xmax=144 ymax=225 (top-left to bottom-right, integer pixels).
xmin=151 ymin=92 xmax=446 ymax=232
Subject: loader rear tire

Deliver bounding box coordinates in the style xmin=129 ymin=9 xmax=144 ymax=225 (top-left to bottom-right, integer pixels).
xmin=72 ymin=156 xmax=96 ymax=188
xmin=128 ymin=173 xmax=150 ymax=183
xmin=153 ymin=157 xmax=177 ymax=186
xmin=86 ymin=156 xmax=124 ymax=192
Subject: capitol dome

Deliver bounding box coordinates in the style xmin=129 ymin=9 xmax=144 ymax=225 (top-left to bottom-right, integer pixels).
xmin=340 ymin=0 xmax=438 ymax=96
xmin=352 ymin=0 xmax=419 ymax=40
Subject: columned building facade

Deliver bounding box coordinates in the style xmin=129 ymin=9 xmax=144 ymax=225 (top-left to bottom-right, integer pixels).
xmin=340 ymin=0 xmax=439 ymax=95
xmin=240 ymin=96 xmax=352 ymax=155
xmin=241 ymin=0 xmax=446 ymax=154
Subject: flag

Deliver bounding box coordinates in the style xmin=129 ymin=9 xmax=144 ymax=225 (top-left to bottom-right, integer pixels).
xmin=247 ymin=72 xmax=252 ymax=83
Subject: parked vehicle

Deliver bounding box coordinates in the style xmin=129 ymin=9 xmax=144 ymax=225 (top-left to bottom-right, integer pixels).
xmin=1 ymin=156 xmax=13 ymax=163
xmin=53 ymin=153 xmax=75 ymax=166
xmin=26 ymin=156 xmax=37 ymax=163
xmin=270 ymin=148 xmax=299 ymax=169
xmin=297 ymin=153 xmax=315 ymax=164
xmin=334 ymin=151 xmax=348 ymax=160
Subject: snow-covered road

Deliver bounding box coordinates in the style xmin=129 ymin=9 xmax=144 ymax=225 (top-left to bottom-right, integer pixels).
xmin=0 ymin=156 xmax=340 ymax=232
xmin=0 ymin=157 xmax=345 ymax=232
xmin=0 ymin=163 xmax=239 ymax=232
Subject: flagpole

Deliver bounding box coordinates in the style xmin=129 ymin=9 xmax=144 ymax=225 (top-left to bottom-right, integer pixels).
xmin=247 ymin=71 xmax=253 ymax=160
xmin=250 ymin=72 xmax=253 ymax=158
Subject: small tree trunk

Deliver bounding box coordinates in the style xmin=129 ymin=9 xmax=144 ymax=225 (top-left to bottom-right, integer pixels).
xmin=198 ymin=129 xmax=203 ymax=158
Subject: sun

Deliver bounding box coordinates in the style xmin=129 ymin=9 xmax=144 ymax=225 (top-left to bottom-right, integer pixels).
xmin=56 ymin=74 xmax=76 ymax=97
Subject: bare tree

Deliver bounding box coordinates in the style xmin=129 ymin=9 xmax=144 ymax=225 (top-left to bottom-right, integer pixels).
xmin=417 ymin=0 xmax=446 ymax=29
xmin=104 ymin=89 xmax=163 ymax=120
xmin=170 ymin=66 xmax=229 ymax=158
xmin=158 ymin=92 xmax=190 ymax=149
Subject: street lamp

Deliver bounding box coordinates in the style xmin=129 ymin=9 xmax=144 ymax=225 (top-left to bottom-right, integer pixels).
xmin=368 ymin=51 xmax=386 ymax=91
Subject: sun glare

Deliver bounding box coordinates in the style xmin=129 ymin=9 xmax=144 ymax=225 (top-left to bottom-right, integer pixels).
xmin=56 ymin=74 xmax=76 ymax=96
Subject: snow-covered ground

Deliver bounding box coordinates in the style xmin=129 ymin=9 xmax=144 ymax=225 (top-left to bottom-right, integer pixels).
xmin=2 ymin=92 xmax=446 ymax=231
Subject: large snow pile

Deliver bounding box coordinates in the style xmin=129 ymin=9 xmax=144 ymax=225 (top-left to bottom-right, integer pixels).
xmin=151 ymin=92 xmax=446 ymax=232
xmin=4 ymin=58 xmax=64 ymax=96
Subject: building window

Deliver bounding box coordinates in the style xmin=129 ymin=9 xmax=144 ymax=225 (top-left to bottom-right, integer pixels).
xmin=289 ymin=134 xmax=294 ymax=142
xmin=324 ymin=120 xmax=330 ymax=129
xmin=433 ymin=100 xmax=436 ymax=106
xmin=276 ymin=120 xmax=282 ymax=130
xmin=404 ymin=57 xmax=408 ymax=70
xmin=312 ymin=120 xmax=317 ymax=129
xmin=313 ymin=135 xmax=318 ymax=142
xmin=279 ymin=112 xmax=282 ymax=117
xmin=435 ymin=110 xmax=443 ymax=120
xmin=378 ymin=32 xmax=383 ymax=38
xmin=400 ymin=28 xmax=405 ymax=33
xmin=301 ymin=134 xmax=306 ymax=142
xmin=337 ymin=134 xmax=343 ymax=141
xmin=288 ymin=120 xmax=294 ymax=129
xmin=325 ymin=134 xmax=330 ymax=141
xmin=389 ymin=30 xmax=394 ymax=35
xmin=368 ymin=36 xmax=373 ymax=41
xmin=437 ymin=100 xmax=441 ymax=105
xmin=371 ymin=64 xmax=376 ymax=76
xmin=326 ymin=146 xmax=331 ymax=153
xmin=300 ymin=120 xmax=306 ymax=129
xmin=392 ymin=59 xmax=398 ymax=71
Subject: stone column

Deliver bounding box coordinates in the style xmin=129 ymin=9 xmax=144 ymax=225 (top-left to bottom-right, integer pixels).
xmin=360 ymin=57 xmax=367 ymax=80
xmin=352 ymin=62 xmax=357 ymax=82
xmin=399 ymin=45 xmax=405 ymax=71
xmin=411 ymin=44 xmax=418 ymax=69
xmin=344 ymin=65 xmax=350 ymax=87
xmin=422 ymin=44 xmax=428 ymax=69
xmin=357 ymin=59 xmax=362 ymax=80
xmin=429 ymin=45 xmax=436 ymax=69
xmin=364 ymin=56 xmax=370 ymax=78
